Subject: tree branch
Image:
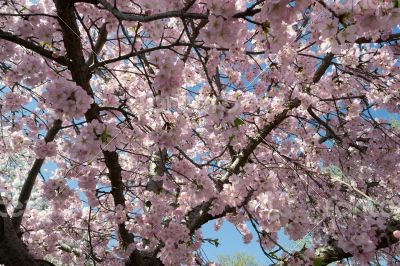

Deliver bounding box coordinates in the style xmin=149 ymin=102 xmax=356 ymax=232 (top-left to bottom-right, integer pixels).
xmin=86 ymin=23 xmax=108 ymax=66
xmin=53 ymin=3 xmax=162 ymax=265
xmin=11 ymin=119 xmax=62 ymax=230
xmin=0 ymin=196 xmax=42 ymax=265
xmin=355 ymin=33 xmax=400 ymax=44
xmin=0 ymin=29 xmax=68 ymax=65
xmin=222 ymin=98 xmax=301 ymax=181
xmin=97 ymin=0 xmax=207 ymax=22
xmin=313 ymin=53 xmax=334 ymax=83
xmin=310 ymin=214 xmax=400 ymax=265
xmin=96 ymin=0 xmax=260 ymax=22
xmin=186 ymin=98 xmax=301 ymax=233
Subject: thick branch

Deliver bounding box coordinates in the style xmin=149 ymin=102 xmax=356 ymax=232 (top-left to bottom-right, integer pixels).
xmin=312 ymin=214 xmax=400 ymax=265
xmin=97 ymin=0 xmax=207 ymax=22
xmin=52 ymin=3 xmax=160 ymax=265
xmin=355 ymin=33 xmax=400 ymax=44
xmin=313 ymin=53 xmax=333 ymax=83
xmin=11 ymin=119 xmax=62 ymax=230
xmin=222 ymin=98 xmax=301 ymax=180
xmin=96 ymin=0 xmax=260 ymax=22
xmin=187 ymin=98 xmax=301 ymax=232
xmin=102 ymin=150 xmax=133 ymax=246
xmin=86 ymin=23 xmax=108 ymax=66
xmin=0 ymin=29 xmax=68 ymax=65
xmin=0 ymin=196 xmax=39 ymax=265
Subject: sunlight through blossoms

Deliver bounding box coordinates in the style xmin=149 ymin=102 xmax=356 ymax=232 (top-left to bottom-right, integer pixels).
xmin=0 ymin=0 xmax=399 ymax=265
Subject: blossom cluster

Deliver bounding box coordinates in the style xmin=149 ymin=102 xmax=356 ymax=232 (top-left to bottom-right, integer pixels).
xmin=43 ymin=80 xmax=93 ymax=119
xmin=151 ymin=51 xmax=185 ymax=97
xmin=33 ymin=139 xmax=57 ymax=159
xmin=1 ymin=0 xmax=400 ymax=265
xmin=70 ymin=120 xmax=120 ymax=161
xmin=1 ymin=92 xmax=28 ymax=112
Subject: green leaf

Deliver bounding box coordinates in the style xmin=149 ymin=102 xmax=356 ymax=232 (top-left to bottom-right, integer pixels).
xmin=39 ymin=41 xmax=54 ymax=49
xmin=233 ymin=117 xmax=245 ymax=128
xmin=268 ymin=251 xmax=278 ymax=259
xmin=391 ymin=118 xmax=400 ymax=130
xmin=101 ymin=131 xmax=112 ymax=143
xmin=313 ymin=257 xmax=324 ymax=266
xmin=339 ymin=13 xmax=350 ymax=28
xmin=202 ymin=238 xmax=220 ymax=247
xmin=262 ymin=21 xmax=270 ymax=35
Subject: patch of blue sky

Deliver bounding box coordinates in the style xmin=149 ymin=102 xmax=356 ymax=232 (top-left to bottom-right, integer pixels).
xmin=201 ymin=220 xmax=298 ymax=265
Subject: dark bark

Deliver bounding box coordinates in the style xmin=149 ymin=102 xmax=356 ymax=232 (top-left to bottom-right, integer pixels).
xmin=313 ymin=53 xmax=334 ymax=83
xmin=0 ymin=196 xmax=39 ymax=266
xmin=0 ymin=30 xmax=68 ymax=65
xmin=52 ymin=1 xmax=162 ymax=264
xmin=311 ymin=214 xmax=400 ymax=265
xmin=187 ymin=99 xmax=301 ymax=233
xmin=11 ymin=120 xmax=62 ymax=230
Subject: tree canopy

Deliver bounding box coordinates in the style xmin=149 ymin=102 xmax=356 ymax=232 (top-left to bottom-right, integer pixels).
xmin=0 ymin=0 xmax=400 ymax=265
xmin=217 ymin=252 xmax=260 ymax=266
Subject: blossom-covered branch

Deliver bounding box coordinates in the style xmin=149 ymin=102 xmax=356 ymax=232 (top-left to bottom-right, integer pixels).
xmin=0 ymin=0 xmax=400 ymax=265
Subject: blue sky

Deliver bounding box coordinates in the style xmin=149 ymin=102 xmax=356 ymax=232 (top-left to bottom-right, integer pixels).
xmin=201 ymin=221 xmax=297 ymax=265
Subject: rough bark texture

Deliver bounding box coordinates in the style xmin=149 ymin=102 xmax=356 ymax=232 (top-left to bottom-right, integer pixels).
xmin=11 ymin=120 xmax=62 ymax=229
xmin=53 ymin=1 xmax=162 ymax=264
xmin=187 ymin=98 xmax=301 ymax=233
xmin=0 ymin=29 xmax=68 ymax=65
xmin=0 ymin=196 xmax=39 ymax=266
xmin=312 ymin=213 xmax=400 ymax=265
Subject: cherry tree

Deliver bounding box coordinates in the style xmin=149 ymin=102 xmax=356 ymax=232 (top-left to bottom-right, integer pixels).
xmin=0 ymin=0 xmax=400 ymax=265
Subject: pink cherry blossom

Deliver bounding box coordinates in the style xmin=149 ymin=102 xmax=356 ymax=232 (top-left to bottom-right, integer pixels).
xmin=0 ymin=0 xmax=400 ymax=265
xmin=43 ymin=79 xmax=93 ymax=119
xmin=1 ymin=92 xmax=28 ymax=112
xmin=33 ymin=139 xmax=57 ymax=159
